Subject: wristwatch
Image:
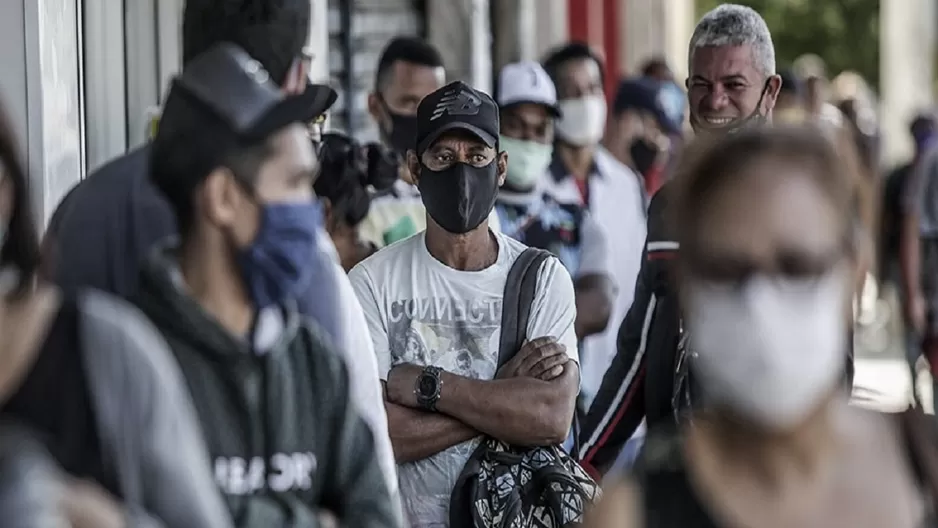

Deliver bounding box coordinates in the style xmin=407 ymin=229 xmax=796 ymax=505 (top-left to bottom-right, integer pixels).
xmin=414 ymin=366 xmax=444 ymax=411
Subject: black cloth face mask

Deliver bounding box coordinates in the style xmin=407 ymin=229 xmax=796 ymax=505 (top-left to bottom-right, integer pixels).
xmin=417 ymin=160 xmax=499 ymax=234
xmin=629 ymin=138 xmax=659 ymax=176
xmin=379 ymin=98 xmax=419 ymax=157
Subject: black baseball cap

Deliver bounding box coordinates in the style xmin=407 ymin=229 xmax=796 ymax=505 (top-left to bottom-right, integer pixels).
xmin=613 ymin=78 xmax=679 ymax=135
xmin=416 ymin=81 xmax=499 ymax=155
xmin=159 ymin=42 xmax=337 ymax=145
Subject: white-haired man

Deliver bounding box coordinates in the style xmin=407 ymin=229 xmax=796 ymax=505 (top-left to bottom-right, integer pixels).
xmin=576 ymin=4 xmax=794 ymax=478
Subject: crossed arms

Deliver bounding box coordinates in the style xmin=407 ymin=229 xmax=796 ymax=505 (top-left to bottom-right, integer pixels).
xmin=383 ymin=337 xmax=579 ymax=463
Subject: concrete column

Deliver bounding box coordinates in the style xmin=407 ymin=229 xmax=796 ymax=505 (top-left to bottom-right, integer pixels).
xmin=663 ymin=0 xmax=695 ymax=82
xmin=619 ymin=0 xmax=695 ymax=81
xmin=156 ymin=0 xmax=184 ymax=103
xmin=492 ymin=0 xmax=535 ymax=72
xmin=82 ymin=0 xmax=128 ymax=172
xmin=881 ymin=0 xmax=936 ymax=167
xmin=21 ymin=0 xmax=84 ymax=229
xmin=308 ymin=0 xmax=331 ymax=84
xmin=492 ymin=0 xmax=567 ymax=74
xmin=621 ymin=0 xmax=666 ymax=76
xmin=125 ymin=0 xmax=160 ymax=150
xmin=531 ymin=0 xmax=568 ymax=60
xmin=427 ymin=0 xmax=492 ymax=93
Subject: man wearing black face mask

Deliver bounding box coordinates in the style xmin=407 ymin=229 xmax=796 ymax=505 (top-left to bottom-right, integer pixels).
xmin=350 ymin=80 xmax=580 ymax=527
xmin=359 ymin=37 xmax=504 ymax=251
xmin=139 ymin=44 xmax=396 ymax=526
xmin=603 ymin=78 xmax=680 ymax=196
xmin=577 ymin=4 xmax=788 ymax=478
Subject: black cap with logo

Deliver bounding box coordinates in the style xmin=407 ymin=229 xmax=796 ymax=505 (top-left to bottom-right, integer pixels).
xmin=415 ymin=81 xmax=499 ymax=155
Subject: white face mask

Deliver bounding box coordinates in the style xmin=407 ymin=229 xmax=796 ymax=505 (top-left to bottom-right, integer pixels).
xmin=555 ymin=95 xmax=607 ymax=146
xmin=684 ymin=268 xmax=848 ymax=429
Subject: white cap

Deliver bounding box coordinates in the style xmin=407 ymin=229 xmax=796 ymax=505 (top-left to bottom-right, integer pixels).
xmin=496 ymin=61 xmax=561 ymax=117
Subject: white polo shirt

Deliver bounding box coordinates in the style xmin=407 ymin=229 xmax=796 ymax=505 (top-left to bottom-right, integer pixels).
xmin=543 ymin=146 xmax=648 ymax=407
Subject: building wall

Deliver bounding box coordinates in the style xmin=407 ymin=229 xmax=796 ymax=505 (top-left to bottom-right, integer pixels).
xmin=880 ymin=0 xmax=936 ymax=167
xmin=428 ymin=0 xmax=492 ymax=93
xmin=0 ymin=0 xmax=83 ymax=229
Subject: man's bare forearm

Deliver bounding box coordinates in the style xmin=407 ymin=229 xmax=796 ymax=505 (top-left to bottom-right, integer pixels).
xmin=435 ymin=365 xmax=578 ymax=447
xmin=384 ymin=401 xmax=479 ymax=463
xmin=574 ymin=275 xmax=614 ymax=339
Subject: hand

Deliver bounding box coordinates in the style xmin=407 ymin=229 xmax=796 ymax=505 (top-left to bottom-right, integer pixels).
xmin=62 ymin=479 xmax=126 ymax=528
xmin=318 ymin=510 xmax=339 ymax=528
xmin=497 ymin=337 xmax=569 ymax=381
xmin=386 ymin=363 xmax=424 ymax=408
xmin=905 ymin=293 xmax=927 ymax=335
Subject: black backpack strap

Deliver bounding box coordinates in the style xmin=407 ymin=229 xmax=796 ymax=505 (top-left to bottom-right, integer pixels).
xmin=497 ymin=248 xmax=552 ymax=368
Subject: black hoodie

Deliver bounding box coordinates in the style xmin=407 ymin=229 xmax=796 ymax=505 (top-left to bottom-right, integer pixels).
xmin=135 ymin=245 xmax=396 ymax=527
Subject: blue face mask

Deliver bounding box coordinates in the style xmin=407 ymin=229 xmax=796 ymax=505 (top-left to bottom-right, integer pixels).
xmin=237 ymin=201 xmax=323 ymax=310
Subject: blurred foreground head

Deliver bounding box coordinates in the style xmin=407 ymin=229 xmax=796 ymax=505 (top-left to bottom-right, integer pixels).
xmin=0 ymin=100 xmax=40 ymax=297
xmin=671 ymin=125 xmax=869 ymax=431
xmin=182 ymin=0 xmax=312 ymax=93
xmin=686 ymin=4 xmax=781 ymax=136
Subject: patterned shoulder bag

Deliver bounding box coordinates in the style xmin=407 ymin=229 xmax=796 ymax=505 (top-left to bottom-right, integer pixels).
xmin=450 ymin=248 xmax=601 ymax=528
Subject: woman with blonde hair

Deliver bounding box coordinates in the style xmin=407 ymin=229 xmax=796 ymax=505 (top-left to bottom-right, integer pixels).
xmin=586 ymin=125 xmax=932 ymax=528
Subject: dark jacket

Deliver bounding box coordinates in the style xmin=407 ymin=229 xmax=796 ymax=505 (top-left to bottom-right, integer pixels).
xmin=576 ymin=184 xmax=856 ymax=476
xmin=43 ymin=145 xmax=342 ymax=345
xmin=135 ymin=246 xmax=395 ymax=527
xmin=576 ymin=187 xmax=679 ymax=474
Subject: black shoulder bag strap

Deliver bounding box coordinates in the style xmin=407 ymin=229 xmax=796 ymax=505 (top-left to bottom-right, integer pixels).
xmin=497 ymin=247 xmax=552 ymax=369
xmin=496 ymin=248 xmax=585 ymax=456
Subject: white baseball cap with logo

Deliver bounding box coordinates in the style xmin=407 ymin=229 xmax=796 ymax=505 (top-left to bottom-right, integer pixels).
xmin=496 ymin=61 xmax=562 ymax=117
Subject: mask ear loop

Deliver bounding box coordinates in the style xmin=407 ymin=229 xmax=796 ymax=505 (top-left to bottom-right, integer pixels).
xmin=728 ymin=79 xmax=773 ymax=134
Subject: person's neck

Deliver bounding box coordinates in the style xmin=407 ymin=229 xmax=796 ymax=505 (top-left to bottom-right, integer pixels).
xmin=557 ymin=142 xmax=596 ymax=181
xmin=689 ymin=397 xmax=842 ymax=490
xmin=425 ymin=220 xmax=498 ymax=271
xmin=179 ymin=239 xmax=254 ymax=337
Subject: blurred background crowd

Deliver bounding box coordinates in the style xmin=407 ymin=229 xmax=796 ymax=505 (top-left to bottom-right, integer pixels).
xmin=0 ymin=0 xmax=936 ymax=526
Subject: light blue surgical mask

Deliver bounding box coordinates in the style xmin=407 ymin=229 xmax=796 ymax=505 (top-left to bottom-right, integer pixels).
xmin=499 ymin=135 xmax=553 ymax=191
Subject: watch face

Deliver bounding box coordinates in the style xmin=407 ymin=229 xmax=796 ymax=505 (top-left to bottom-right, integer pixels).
xmin=418 ymin=374 xmax=438 ymax=396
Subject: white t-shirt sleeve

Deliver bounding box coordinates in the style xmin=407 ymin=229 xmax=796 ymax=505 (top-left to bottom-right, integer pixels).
xmin=332 ymin=262 xmax=401 ymax=504
xmin=575 ymin=212 xmax=615 ymax=283
xmin=526 ymin=255 xmax=579 ymax=364
xmin=348 ymin=264 xmax=393 ymax=380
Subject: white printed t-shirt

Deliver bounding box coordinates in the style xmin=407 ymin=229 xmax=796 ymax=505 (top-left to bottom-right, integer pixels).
xmin=349 ymin=230 xmax=579 ymax=527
